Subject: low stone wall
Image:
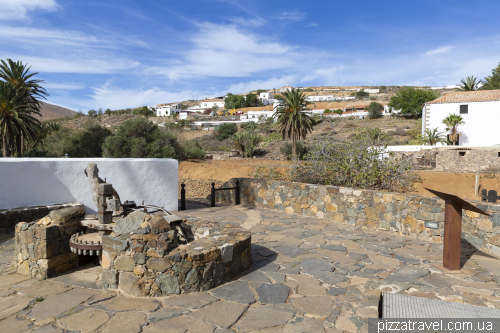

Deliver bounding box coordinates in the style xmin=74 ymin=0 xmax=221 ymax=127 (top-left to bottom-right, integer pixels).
xmin=101 ymin=212 xmax=251 ymax=296
xmin=15 ymin=206 xmax=85 ymax=278
xmin=217 ymin=178 xmax=500 ymax=257
xmin=436 ymin=149 xmax=500 ymax=172
xmin=0 ymin=203 xmax=81 ymax=233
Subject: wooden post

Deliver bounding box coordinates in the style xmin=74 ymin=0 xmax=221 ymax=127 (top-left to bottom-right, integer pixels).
xmin=235 ymin=181 xmax=240 ymax=205
xmin=475 ymin=172 xmax=479 ymax=198
xmin=211 ymin=182 xmax=216 ymax=207
xmin=443 ymin=198 xmax=463 ymax=271
xmin=180 ymin=184 xmax=186 ymax=211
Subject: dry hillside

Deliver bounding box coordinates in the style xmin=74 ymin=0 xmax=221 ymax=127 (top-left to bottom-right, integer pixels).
xmin=36 ymin=102 xmax=77 ymax=121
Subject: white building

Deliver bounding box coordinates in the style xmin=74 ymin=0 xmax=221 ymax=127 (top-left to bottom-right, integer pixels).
xmin=199 ymin=100 xmax=225 ymax=109
xmin=259 ymin=92 xmax=274 ymax=105
xmin=305 ymin=95 xmax=337 ymax=102
xmin=278 ymin=85 xmax=293 ymax=93
xmin=364 ymin=89 xmax=380 ymax=94
xmin=150 ymin=104 xmax=182 ymax=117
xmin=422 ymin=90 xmax=500 ymax=146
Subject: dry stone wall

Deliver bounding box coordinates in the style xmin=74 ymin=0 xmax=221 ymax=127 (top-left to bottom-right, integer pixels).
xmin=15 ymin=205 xmax=85 ymax=278
xmin=217 ymin=178 xmax=500 ymax=257
xmin=436 ymin=149 xmax=500 ymax=172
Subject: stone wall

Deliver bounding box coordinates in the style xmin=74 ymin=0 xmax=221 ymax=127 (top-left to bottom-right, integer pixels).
xmin=436 ymin=149 xmax=500 ymax=172
xmin=15 ymin=206 xmax=85 ymax=279
xmin=101 ymin=212 xmax=251 ymax=297
xmin=217 ymin=178 xmax=500 ymax=257
xmin=0 ymin=203 xmax=81 ymax=233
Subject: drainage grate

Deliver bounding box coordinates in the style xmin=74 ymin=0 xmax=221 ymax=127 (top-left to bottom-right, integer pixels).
xmin=383 ymin=293 xmax=500 ymax=318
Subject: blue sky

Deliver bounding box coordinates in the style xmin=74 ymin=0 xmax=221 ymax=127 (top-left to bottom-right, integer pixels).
xmin=1 ymin=0 xmax=500 ymax=111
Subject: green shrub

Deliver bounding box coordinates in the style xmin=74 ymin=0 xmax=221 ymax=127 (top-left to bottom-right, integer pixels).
xmin=290 ymin=138 xmax=419 ymax=192
xmin=180 ymin=140 xmax=206 ymax=159
xmin=64 ymin=125 xmax=112 ymax=157
xmin=368 ymin=102 xmax=383 ymax=119
xmin=215 ymin=123 xmax=238 ymax=141
xmin=323 ymin=109 xmax=332 ymax=114
xmin=333 ymin=109 xmax=343 ymax=115
xmin=280 ymin=141 xmax=308 ymax=160
xmin=240 ymin=122 xmax=257 ymax=131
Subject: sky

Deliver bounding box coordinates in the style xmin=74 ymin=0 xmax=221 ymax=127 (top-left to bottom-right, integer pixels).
xmin=1 ymin=0 xmax=500 ymax=111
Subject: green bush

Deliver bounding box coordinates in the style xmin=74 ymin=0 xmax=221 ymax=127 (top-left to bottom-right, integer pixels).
xmin=180 ymin=140 xmax=206 ymax=159
xmin=215 ymin=123 xmax=238 ymax=141
xmin=333 ymin=109 xmax=343 ymax=115
xmin=324 ymin=109 xmax=332 ymax=114
xmin=240 ymin=122 xmax=257 ymax=131
xmin=280 ymin=141 xmax=308 ymax=160
xmin=64 ymin=125 xmax=112 ymax=157
xmin=368 ymin=102 xmax=383 ymax=119
xmin=103 ymin=118 xmax=182 ymax=159
xmin=290 ymin=138 xmax=419 ymax=192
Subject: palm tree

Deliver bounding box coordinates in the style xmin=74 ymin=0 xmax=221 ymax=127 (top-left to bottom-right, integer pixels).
xmin=442 ymin=114 xmax=465 ymax=145
xmin=273 ymin=88 xmax=315 ymax=157
xmin=0 ymin=59 xmax=47 ymax=155
xmin=422 ymin=128 xmax=447 ymax=146
xmin=233 ymin=131 xmax=246 ymax=157
xmin=0 ymin=82 xmax=32 ymax=157
xmin=458 ymin=76 xmax=482 ymax=91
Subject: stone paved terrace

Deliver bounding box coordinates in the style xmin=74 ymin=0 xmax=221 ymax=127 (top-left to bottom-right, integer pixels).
xmin=2 ymin=205 xmax=500 ymax=332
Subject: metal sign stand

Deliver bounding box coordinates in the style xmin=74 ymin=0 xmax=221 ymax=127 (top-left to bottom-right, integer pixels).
xmin=425 ymin=188 xmax=491 ymax=273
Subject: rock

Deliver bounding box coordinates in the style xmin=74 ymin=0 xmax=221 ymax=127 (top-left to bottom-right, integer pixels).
xmin=102 ymin=236 xmax=128 ymax=252
xmin=156 ymin=274 xmax=180 ymax=295
xmin=119 ymin=272 xmax=141 ymax=296
xmin=291 ymin=296 xmax=333 ymax=317
xmin=190 ymin=300 xmax=248 ymax=328
xmin=335 ymin=316 xmax=359 ymax=332
xmin=393 ymin=267 xmax=430 ymax=279
xmin=28 ymin=289 xmax=97 ymax=322
xmin=113 ymin=212 xmax=147 ymax=235
xmin=49 ymin=206 xmax=85 ymax=225
xmin=134 ymin=252 xmax=146 ymax=265
xmin=274 ymin=245 xmax=308 ymax=257
xmin=146 ymin=315 xmax=214 ymax=333
xmin=103 ymin=311 xmax=146 ymax=333
xmin=283 ymin=316 xmax=326 ymax=333
xmin=114 ymin=255 xmax=135 ymax=272
xmin=299 ymin=258 xmax=335 ymax=272
xmin=0 ymin=295 xmax=33 ymax=320
xmin=18 ymin=280 xmax=72 ymax=297
xmin=97 ymin=296 xmax=160 ymax=312
xmin=173 ymin=259 xmax=192 ymax=274
xmin=256 ymin=284 xmax=290 ymax=304
xmin=0 ymin=314 xmax=33 ymax=333
xmin=102 ymin=269 xmax=118 ymax=285
xmin=320 ymin=244 xmax=347 ymax=252
xmin=236 ymin=305 xmax=296 ymax=332
xmin=210 ymin=281 xmax=256 ymax=304
xmin=146 ymin=258 xmax=172 ymax=272
xmin=239 ymin=270 xmax=271 ymax=283
xmin=149 ymin=216 xmax=171 ymax=234
xmin=328 ymin=287 xmax=347 ymax=296
xmin=147 ymin=308 xmax=191 ymax=322
xmin=57 ymin=309 xmax=110 ymax=333
xmin=219 ymin=243 xmax=234 ymax=263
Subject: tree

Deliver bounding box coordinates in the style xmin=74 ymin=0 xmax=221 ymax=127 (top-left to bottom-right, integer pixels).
xmin=211 ymin=105 xmax=219 ymax=113
xmin=224 ymin=93 xmax=245 ymax=109
xmin=63 ymin=125 xmax=112 ymax=157
xmin=137 ymin=106 xmax=154 ymax=117
xmin=458 ymin=76 xmax=482 ymax=91
xmin=273 ymin=88 xmax=315 ymax=157
xmin=442 ymin=114 xmax=465 ymax=145
xmin=244 ymin=93 xmax=259 ymax=107
xmin=356 ymin=89 xmax=369 ymax=98
xmin=422 ymin=128 xmax=447 ymax=146
xmin=0 ymin=82 xmax=33 ymax=157
xmin=215 ymin=123 xmax=238 ymax=141
xmin=367 ymin=102 xmax=383 ymax=119
xmin=481 ymin=62 xmax=500 ymax=90
xmin=0 ymin=59 xmax=46 ymax=156
xmin=88 ymin=109 xmax=97 ymax=117
xmin=388 ymin=87 xmax=439 ymax=117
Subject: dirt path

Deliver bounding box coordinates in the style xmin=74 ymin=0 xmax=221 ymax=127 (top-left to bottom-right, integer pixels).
xmin=179 ymin=160 xmax=500 ymax=200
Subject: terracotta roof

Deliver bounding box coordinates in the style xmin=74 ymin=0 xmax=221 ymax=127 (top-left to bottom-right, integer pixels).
xmin=427 ymin=90 xmax=500 ymax=104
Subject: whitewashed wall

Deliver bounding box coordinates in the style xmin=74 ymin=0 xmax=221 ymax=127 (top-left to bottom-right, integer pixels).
xmin=0 ymin=158 xmax=178 ymax=214
xmin=425 ymin=101 xmax=500 ymax=146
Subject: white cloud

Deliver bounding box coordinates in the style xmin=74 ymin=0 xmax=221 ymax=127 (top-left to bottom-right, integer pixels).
xmin=225 ymin=76 xmax=295 ymax=94
xmin=229 ymin=16 xmax=266 ymax=27
xmin=278 ymin=11 xmax=305 ymax=22
xmin=425 ymin=45 xmax=453 ymax=56
xmin=306 ymin=22 xmax=318 ymax=27
xmin=88 ymin=83 xmax=196 ymax=109
xmin=45 ymin=82 xmax=86 ymax=90
xmin=301 ymin=67 xmax=344 ymax=83
xmin=0 ymin=0 xmax=57 ymax=20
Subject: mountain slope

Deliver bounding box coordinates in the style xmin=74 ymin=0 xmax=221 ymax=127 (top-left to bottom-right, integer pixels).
xmin=35 ymin=102 xmax=77 ymax=121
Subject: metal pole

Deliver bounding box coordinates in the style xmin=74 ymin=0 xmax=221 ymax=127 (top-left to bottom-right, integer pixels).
xmin=235 ymin=181 xmax=240 ymax=205
xmin=443 ymin=198 xmax=462 ymax=271
xmin=211 ymin=182 xmax=216 ymax=207
xmin=475 ymin=173 xmax=479 ymax=198
xmin=180 ymin=184 xmax=186 ymax=211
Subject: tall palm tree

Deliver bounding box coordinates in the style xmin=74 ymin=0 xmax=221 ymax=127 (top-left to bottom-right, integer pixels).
xmin=458 ymin=76 xmax=482 ymax=91
xmin=0 ymin=59 xmax=47 ymax=155
xmin=442 ymin=114 xmax=465 ymax=145
xmin=422 ymin=128 xmax=447 ymax=146
xmin=273 ymin=88 xmax=315 ymax=157
xmin=0 ymin=82 xmax=32 ymax=157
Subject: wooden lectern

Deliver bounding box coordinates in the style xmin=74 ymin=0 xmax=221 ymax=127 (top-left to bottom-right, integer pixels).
xmin=424 ymin=188 xmax=491 ymax=272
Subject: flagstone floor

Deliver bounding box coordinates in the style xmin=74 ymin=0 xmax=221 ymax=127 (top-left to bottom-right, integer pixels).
xmin=1 ymin=205 xmax=500 ymax=332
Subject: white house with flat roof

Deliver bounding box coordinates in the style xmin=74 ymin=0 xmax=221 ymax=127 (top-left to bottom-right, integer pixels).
xmin=423 ymin=90 xmax=500 ymax=146
xmin=199 ymin=100 xmax=225 ymax=109
xmin=305 ymin=95 xmax=337 ymax=102
xmin=150 ymin=104 xmax=182 ymax=117
xmin=259 ymin=92 xmax=274 ymax=105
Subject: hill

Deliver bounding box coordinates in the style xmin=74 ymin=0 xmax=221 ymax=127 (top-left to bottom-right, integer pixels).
xmin=36 ymin=102 xmax=77 ymax=121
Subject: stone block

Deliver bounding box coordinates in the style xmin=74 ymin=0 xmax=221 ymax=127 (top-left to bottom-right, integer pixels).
xmin=476 ymin=219 xmax=493 ymax=232
xmin=463 ymin=233 xmax=484 ymax=250
xmin=365 ymin=207 xmax=379 ymax=221
xmin=146 ymin=258 xmax=172 ymax=272
xmin=119 ymin=272 xmax=142 ymax=296
xmin=102 ymin=236 xmax=129 ymax=252
xmin=156 ymin=274 xmax=180 ymax=295
xmin=114 ymin=255 xmax=135 ymax=272
xmin=102 ymin=269 xmax=118 ymax=285
xmin=149 ymin=216 xmax=171 ymax=234
xmin=219 ymin=243 xmax=234 ymax=263
xmin=113 ymin=211 xmax=147 ymax=235
xmin=35 ymin=225 xmax=60 ymax=240
xmin=38 ymin=253 xmax=74 ymax=270
xmin=49 ymin=206 xmax=85 ymax=225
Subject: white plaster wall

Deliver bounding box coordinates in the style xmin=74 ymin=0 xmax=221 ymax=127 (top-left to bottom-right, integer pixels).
xmin=425 ymin=101 xmax=500 ymax=146
xmin=0 ymin=158 xmax=178 ymax=214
